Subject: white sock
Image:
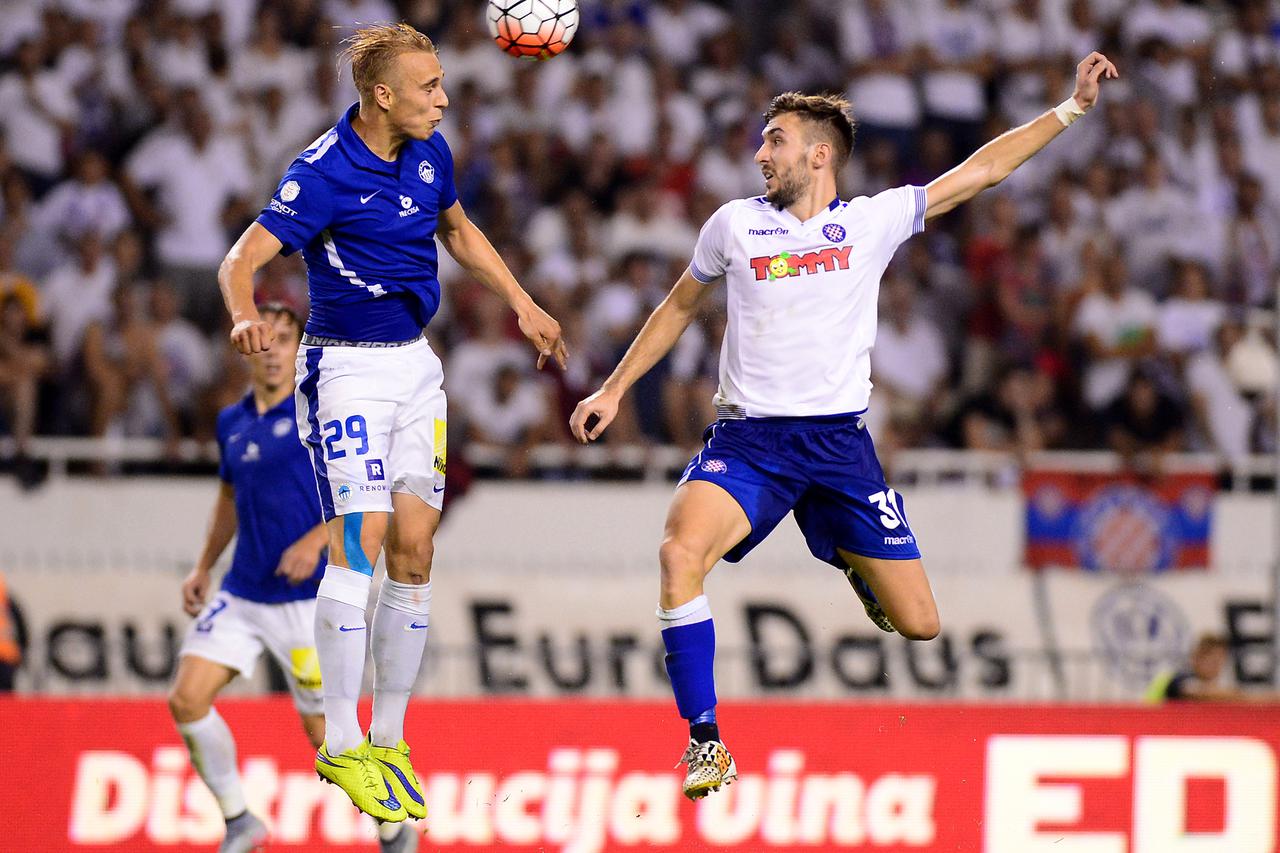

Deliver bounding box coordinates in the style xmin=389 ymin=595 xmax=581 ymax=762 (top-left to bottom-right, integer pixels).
xmin=315 ymin=564 xmax=372 ymax=754
xmin=177 ymin=708 xmax=246 ymax=819
xmin=377 ymin=820 xmax=404 ymax=841
xmin=370 ymin=578 xmax=431 ymax=747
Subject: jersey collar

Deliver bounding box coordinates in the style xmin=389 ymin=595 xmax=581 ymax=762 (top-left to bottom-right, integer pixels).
xmin=337 ymin=103 xmax=399 ymax=176
xmin=777 ymin=196 xmax=843 ymax=230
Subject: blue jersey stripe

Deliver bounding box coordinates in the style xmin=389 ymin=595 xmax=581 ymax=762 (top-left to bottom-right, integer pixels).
xmin=299 ymin=347 xmax=335 ymax=521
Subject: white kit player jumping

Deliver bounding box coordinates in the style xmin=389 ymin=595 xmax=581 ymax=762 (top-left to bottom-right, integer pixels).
xmin=217 ymin=23 xmax=566 ymax=827
xmin=572 ymin=53 xmax=1118 ymax=799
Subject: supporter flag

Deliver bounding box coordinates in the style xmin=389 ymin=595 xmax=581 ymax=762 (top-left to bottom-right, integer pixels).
xmin=1024 ymin=470 xmax=1215 ymax=572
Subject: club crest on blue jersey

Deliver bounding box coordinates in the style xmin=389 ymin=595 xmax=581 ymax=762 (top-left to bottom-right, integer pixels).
xmin=418 ymin=161 xmax=435 ymax=183
xmin=701 ymin=458 xmax=728 ymax=474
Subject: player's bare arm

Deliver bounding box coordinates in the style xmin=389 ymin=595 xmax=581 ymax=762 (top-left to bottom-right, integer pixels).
xmin=218 ymin=222 xmax=285 ymax=355
xmin=436 ymin=199 xmax=568 ymax=370
xmin=570 ymin=268 xmax=710 ymax=443
xmin=276 ymin=523 xmax=329 ymax=586
xmin=182 ymin=483 xmax=238 ymax=616
xmin=924 ymin=52 xmax=1118 ymax=220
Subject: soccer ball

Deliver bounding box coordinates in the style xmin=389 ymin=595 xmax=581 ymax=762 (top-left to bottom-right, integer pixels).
xmin=486 ymin=0 xmax=579 ymax=60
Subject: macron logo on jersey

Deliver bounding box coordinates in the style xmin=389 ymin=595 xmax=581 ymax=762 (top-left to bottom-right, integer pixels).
xmin=749 ymin=245 xmax=854 ymax=282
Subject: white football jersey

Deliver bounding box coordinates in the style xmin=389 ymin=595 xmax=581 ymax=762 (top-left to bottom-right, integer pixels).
xmin=690 ymin=186 xmax=927 ymax=418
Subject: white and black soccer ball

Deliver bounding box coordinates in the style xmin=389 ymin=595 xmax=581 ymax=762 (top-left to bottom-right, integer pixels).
xmin=486 ymin=0 xmax=579 ymax=61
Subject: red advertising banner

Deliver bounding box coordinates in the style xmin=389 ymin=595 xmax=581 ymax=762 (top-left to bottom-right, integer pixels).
xmin=1023 ymin=470 xmax=1216 ymax=572
xmin=2 ymin=697 xmax=1277 ymax=852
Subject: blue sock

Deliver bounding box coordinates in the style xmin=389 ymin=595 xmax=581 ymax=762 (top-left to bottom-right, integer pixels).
xmin=658 ymin=595 xmax=717 ymax=734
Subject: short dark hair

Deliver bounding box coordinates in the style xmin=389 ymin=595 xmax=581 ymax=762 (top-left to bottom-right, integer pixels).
xmin=258 ymin=301 xmax=303 ymax=331
xmin=763 ymin=92 xmax=857 ymax=168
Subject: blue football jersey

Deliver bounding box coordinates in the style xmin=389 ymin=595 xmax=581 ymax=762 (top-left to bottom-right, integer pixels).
xmin=255 ymin=104 xmax=459 ymax=342
xmin=216 ymin=394 xmax=325 ymax=603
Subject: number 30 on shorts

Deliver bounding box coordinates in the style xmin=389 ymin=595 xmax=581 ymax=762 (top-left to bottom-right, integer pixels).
xmin=322 ymin=414 xmax=369 ymax=459
xmin=868 ymin=489 xmax=904 ymax=530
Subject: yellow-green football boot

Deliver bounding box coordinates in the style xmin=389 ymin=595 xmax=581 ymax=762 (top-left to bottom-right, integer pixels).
xmin=368 ymin=738 xmax=428 ymax=820
xmin=315 ymin=741 xmax=408 ymax=822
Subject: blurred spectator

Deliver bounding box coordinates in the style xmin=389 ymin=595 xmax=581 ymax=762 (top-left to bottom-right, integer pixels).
xmin=152 ymin=282 xmax=213 ymax=435
xmin=448 ymin=296 xmax=529 ymax=429
xmin=81 ymin=283 xmax=178 ymax=443
xmin=1149 ymin=633 xmax=1280 ymax=703
xmin=467 ymin=364 xmax=550 ymax=478
xmin=39 ymin=230 xmax=116 ymax=372
xmin=872 ymin=275 xmax=948 ymax=440
xmin=1103 ymin=152 xmax=1202 ymax=295
xmin=837 ymin=0 xmax=922 ymax=160
xmin=0 ymin=37 xmax=76 ymax=186
xmin=1074 ymin=256 xmax=1157 ymax=411
xmin=1104 ymin=371 xmax=1186 ymax=460
xmin=1226 ymin=173 xmax=1280 ymax=306
xmin=32 ymin=151 xmax=132 ymax=245
xmin=1187 ymin=319 xmax=1253 ymax=461
xmin=646 ymin=0 xmax=732 ymax=70
xmin=919 ymin=0 xmax=994 ymax=155
xmin=232 ymin=8 xmax=314 ymax=96
xmin=949 ymin=365 xmax=1064 ymax=454
xmin=1156 ymin=261 xmax=1225 ymax=359
xmin=0 ymin=291 xmax=49 ymax=467
xmin=122 ymin=89 xmax=253 ymax=329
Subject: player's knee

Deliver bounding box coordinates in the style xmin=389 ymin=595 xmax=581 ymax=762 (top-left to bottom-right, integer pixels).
xmin=898 ymin=609 xmax=941 ymax=641
xmin=167 ymin=685 xmax=210 ymax=723
xmin=658 ymin=537 xmax=701 ymax=577
xmin=386 ymin=537 xmax=434 ymax=582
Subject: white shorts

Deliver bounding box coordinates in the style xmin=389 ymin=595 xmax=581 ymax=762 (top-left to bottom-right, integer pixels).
xmin=179 ymin=591 xmax=323 ymax=715
xmin=295 ymin=336 xmax=447 ymax=519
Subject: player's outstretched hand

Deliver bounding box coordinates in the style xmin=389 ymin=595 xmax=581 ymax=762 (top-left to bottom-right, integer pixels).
xmin=181 ymin=568 xmax=210 ymax=617
xmin=276 ymin=539 xmax=322 ymax=586
xmin=1072 ymin=51 xmax=1119 ymax=112
xmin=230 ymin=318 xmax=276 ymax=355
xmin=517 ymin=303 xmax=568 ymax=370
xmin=570 ymin=388 xmax=619 ymax=444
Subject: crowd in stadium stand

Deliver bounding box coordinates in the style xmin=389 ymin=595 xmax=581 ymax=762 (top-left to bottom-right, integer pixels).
xmin=0 ymin=0 xmax=1277 ymax=482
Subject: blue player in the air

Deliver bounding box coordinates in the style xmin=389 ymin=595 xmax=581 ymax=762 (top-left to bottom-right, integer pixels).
xmin=217 ymin=22 xmax=566 ymax=828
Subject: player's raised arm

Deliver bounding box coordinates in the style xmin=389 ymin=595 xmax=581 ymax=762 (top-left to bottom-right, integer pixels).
xmin=570 ymin=268 xmax=712 ymax=443
xmin=924 ymin=52 xmax=1118 ymax=220
xmin=436 ymin=200 xmax=568 ymax=370
xmin=218 ymin=222 xmax=284 ymax=355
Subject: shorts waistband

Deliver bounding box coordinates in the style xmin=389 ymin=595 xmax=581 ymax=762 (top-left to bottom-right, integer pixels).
xmin=722 ymin=409 xmax=868 ymax=427
xmin=301 ymin=330 xmax=426 ymax=348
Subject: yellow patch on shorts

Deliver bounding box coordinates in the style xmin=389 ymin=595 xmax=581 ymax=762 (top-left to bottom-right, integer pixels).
xmin=290 ymin=647 xmax=322 ymax=691
xmin=433 ymin=417 xmax=447 ymax=476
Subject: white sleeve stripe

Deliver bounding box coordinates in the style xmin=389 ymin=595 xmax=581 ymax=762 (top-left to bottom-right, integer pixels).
xmin=689 ymin=260 xmax=717 ymax=283
xmin=322 ymin=230 xmax=386 ymax=297
xmin=304 ymin=129 xmax=339 ymax=164
xmin=912 ymin=186 xmax=927 ymax=235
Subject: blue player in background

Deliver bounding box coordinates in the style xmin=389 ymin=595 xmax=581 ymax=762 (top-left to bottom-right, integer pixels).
xmin=217 ymin=23 xmax=566 ymax=827
xmin=169 ymin=304 xmax=322 ymax=853
xmin=171 ymin=303 xmax=418 ymax=853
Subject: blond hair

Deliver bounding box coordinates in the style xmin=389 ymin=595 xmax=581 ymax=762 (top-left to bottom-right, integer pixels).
xmin=763 ymin=92 xmax=857 ymax=168
xmin=340 ymin=23 xmax=437 ymax=100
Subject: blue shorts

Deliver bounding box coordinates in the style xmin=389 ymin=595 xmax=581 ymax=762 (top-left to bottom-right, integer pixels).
xmin=679 ymin=413 xmax=921 ymax=567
